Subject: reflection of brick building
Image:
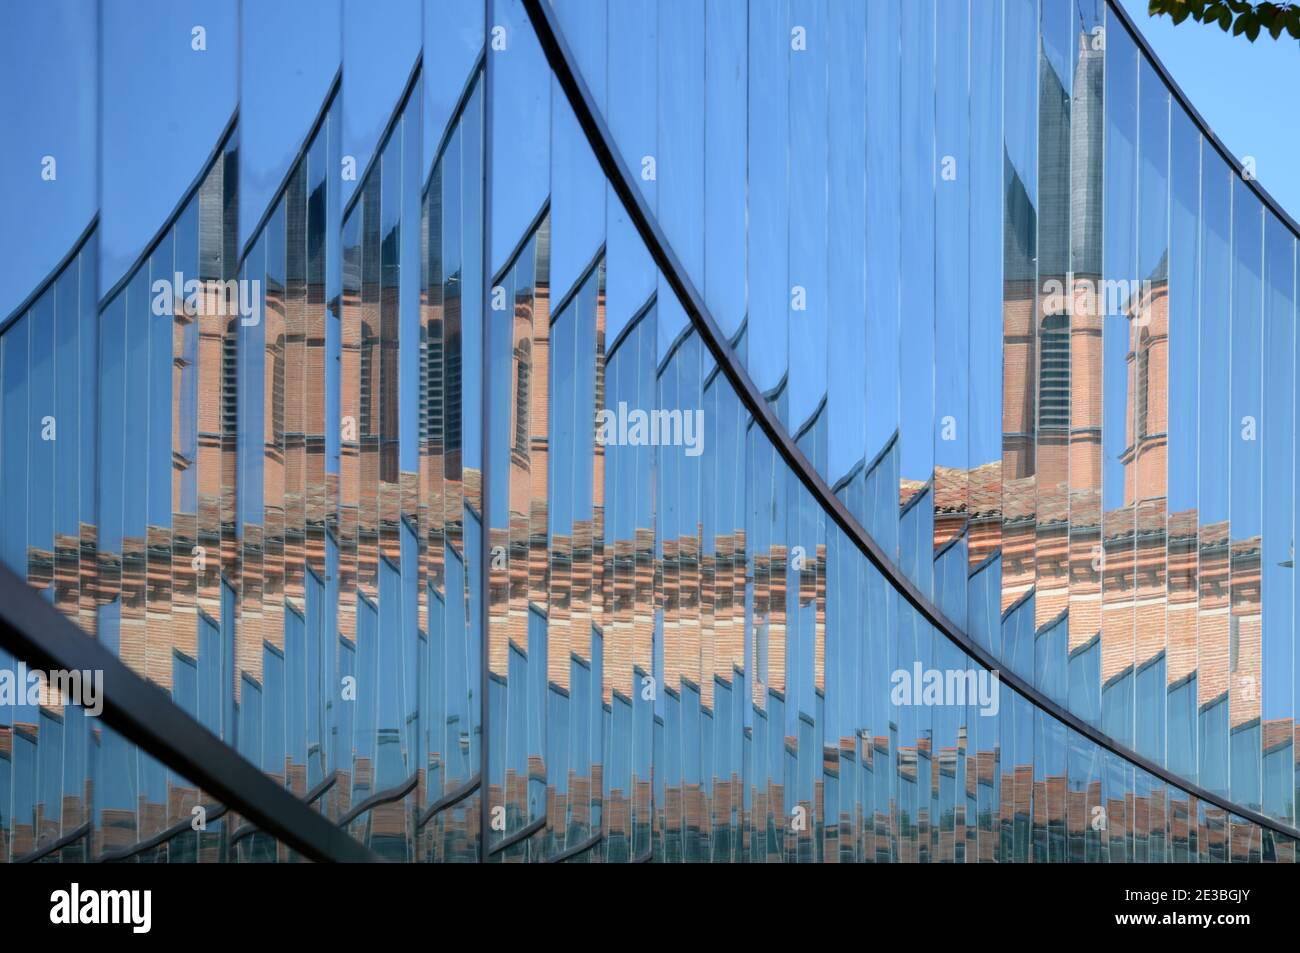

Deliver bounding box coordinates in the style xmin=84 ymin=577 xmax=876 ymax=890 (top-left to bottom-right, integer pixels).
xmin=930 ymin=16 xmax=1270 ymax=783
xmin=942 ymin=265 xmax=1201 ymax=685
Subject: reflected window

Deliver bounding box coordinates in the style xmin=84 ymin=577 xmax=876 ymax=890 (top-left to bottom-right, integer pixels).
xmin=514 ymin=338 xmax=530 ymax=453
xmin=1038 ymin=313 xmax=1070 ymax=431
xmin=1136 ymin=330 xmax=1151 ymax=439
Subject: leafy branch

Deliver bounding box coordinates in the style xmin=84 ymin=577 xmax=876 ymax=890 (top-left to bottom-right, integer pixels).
xmin=1148 ymin=0 xmax=1300 ymax=40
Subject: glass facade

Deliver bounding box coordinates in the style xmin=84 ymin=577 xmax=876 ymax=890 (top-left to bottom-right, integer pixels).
xmin=3 ymin=0 xmax=1300 ymax=863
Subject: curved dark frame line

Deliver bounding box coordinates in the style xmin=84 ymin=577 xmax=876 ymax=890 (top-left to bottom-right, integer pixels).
xmin=230 ymin=771 xmax=414 ymax=854
xmin=549 ymin=831 xmax=601 ymax=863
xmin=340 ymin=55 xmax=423 ymax=224
xmin=417 ymin=773 xmax=481 ymax=829
xmin=520 ymin=0 xmax=1300 ymax=845
xmin=336 ymin=771 xmax=420 ymax=828
xmin=225 ymin=771 xmax=339 ymax=850
xmin=96 ymin=805 xmax=229 ymax=863
xmin=0 ymin=214 xmax=98 ymax=336
xmin=99 ymin=110 xmax=240 ymax=310
xmin=14 ymin=821 xmax=93 ymax=864
xmin=487 ymin=815 xmax=546 ymax=857
xmin=239 ymin=69 xmax=342 ymax=263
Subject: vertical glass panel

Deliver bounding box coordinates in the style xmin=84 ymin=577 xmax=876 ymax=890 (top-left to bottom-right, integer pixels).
xmin=2 ymin=316 xmax=29 ymax=577
xmin=1033 ymin=0 xmax=1072 ymax=685
xmin=935 ymin=0 xmax=970 ymax=631
xmin=898 ymin=0 xmax=935 ymax=597
xmin=423 ymin=0 xmax=483 ymax=178
xmin=1294 ymin=232 xmax=1300 ymax=829
xmin=825 ymin=0 xmax=866 ymax=489
xmin=121 ymin=268 xmax=151 ymax=693
xmin=656 ymin=0 xmax=704 ymax=359
xmin=28 ymin=290 xmax=55 ymax=602
xmin=1261 ymin=215 xmax=1293 ymax=824
xmin=99 ymin=0 xmax=235 ymax=290
xmin=53 ymin=263 xmax=82 ymax=628
xmin=702 ymin=0 xmax=746 ymax=342
xmin=1198 ymin=148 xmax=1232 ymax=799
xmin=550 ymin=68 xmax=604 ymax=305
xmin=1229 ymin=182 xmax=1262 ymax=811
xmin=1002 ymin=0 xmax=1038 ymax=635
xmin=238 ymin=0 xmax=341 ymax=250
xmin=489 ymin=0 xmax=549 ymax=275
xmin=602 ymin=0 xmax=656 ymax=338
xmin=1067 ymin=0 xmax=1106 ymax=728
xmin=1167 ymin=106 xmax=1200 ymax=782
xmin=1133 ymin=56 xmax=1168 ymax=765
xmin=786 ymin=0 xmax=826 ymax=438
xmin=1100 ymin=15 xmax=1136 ymax=747
xmin=865 ymin=0 xmax=902 ymax=525
xmin=745 ymin=0 xmax=789 ymax=411
xmin=340 ymin=0 xmax=420 ymax=211
xmin=968 ymin=0 xmax=1004 ymax=651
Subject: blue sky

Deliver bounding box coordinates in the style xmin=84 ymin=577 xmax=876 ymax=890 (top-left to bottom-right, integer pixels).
xmin=1120 ymin=0 xmax=1300 ymax=221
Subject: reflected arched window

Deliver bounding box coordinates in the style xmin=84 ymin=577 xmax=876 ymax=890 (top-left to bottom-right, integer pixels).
xmin=360 ymin=319 xmax=375 ymax=435
xmin=223 ymin=316 xmax=239 ymax=437
xmin=1136 ymin=328 xmax=1151 ymax=439
xmin=1038 ymin=312 xmax=1070 ymax=432
xmin=514 ymin=338 xmax=531 ymax=453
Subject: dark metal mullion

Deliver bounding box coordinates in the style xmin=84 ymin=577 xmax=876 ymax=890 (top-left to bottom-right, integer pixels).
xmin=0 ymin=562 xmax=381 ymax=862
xmin=520 ymin=0 xmax=1300 ymax=846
